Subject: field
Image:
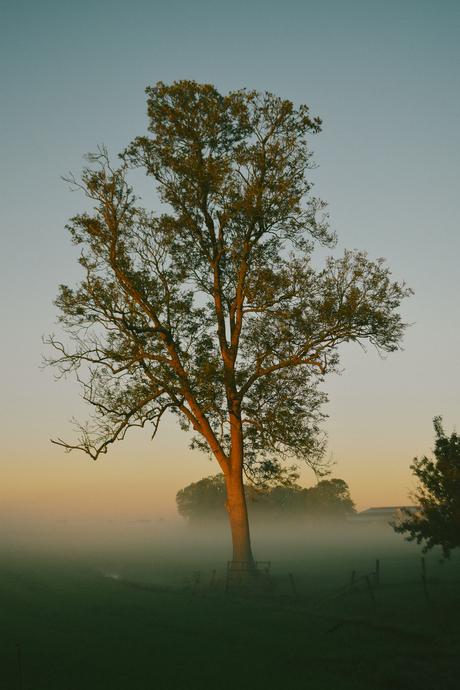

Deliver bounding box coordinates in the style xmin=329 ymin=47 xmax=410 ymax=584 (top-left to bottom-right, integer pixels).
xmin=1 ymin=520 xmax=459 ymax=689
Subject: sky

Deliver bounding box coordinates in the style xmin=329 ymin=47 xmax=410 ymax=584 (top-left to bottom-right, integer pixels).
xmin=1 ymin=0 xmax=459 ymax=526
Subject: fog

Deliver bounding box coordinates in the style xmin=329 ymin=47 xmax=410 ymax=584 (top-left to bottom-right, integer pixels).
xmin=3 ymin=515 xmax=459 ymax=689
xmin=2 ymin=515 xmax=456 ymax=592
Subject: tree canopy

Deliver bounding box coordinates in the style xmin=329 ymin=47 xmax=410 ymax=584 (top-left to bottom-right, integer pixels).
xmin=393 ymin=417 xmax=460 ymax=560
xmin=46 ymin=80 xmax=411 ymax=564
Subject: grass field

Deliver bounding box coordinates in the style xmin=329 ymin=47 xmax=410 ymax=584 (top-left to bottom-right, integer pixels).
xmin=1 ymin=521 xmax=459 ymax=689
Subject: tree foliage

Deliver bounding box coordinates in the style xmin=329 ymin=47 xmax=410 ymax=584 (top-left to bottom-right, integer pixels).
xmin=45 ymin=80 xmax=411 ymax=562
xmin=176 ymin=475 xmax=356 ymax=524
xmin=393 ymin=417 xmax=460 ymax=560
xmin=176 ymin=474 xmax=228 ymax=523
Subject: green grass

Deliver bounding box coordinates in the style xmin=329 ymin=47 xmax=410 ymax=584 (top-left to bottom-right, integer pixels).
xmin=1 ymin=529 xmax=459 ymax=689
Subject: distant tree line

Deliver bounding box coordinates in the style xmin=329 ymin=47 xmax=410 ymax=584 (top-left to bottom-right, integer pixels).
xmin=176 ymin=475 xmax=356 ymax=524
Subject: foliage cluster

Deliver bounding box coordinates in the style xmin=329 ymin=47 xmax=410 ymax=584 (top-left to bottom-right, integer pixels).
xmin=176 ymin=474 xmax=356 ymax=523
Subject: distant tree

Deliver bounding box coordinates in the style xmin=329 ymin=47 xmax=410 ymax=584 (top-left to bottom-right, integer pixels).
xmin=176 ymin=474 xmax=355 ymax=523
xmin=393 ymin=417 xmax=460 ymax=560
xmin=46 ymin=80 xmax=411 ymax=566
xmin=291 ymin=478 xmax=356 ymax=520
xmin=248 ymin=483 xmax=302 ymax=521
xmin=176 ymin=474 xmax=228 ymax=523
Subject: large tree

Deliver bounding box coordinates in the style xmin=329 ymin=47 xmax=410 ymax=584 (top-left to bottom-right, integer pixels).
xmin=46 ymin=81 xmax=411 ymax=567
xmin=393 ymin=417 xmax=460 ymax=560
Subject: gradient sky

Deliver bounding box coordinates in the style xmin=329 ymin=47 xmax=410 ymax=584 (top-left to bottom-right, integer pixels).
xmin=1 ymin=0 xmax=459 ymax=524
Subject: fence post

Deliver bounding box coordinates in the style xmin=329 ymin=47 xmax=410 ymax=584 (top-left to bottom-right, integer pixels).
xmin=420 ymin=558 xmax=430 ymax=604
xmin=365 ymin=575 xmax=376 ymax=609
xmin=375 ymin=559 xmax=380 ymax=586
xmin=288 ymin=573 xmax=297 ymax=596
xmin=15 ymin=644 xmax=22 ymax=690
xmin=350 ymin=570 xmax=356 ymax=593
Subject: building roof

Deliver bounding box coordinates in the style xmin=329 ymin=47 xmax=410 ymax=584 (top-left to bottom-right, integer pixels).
xmin=346 ymin=506 xmax=420 ymax=523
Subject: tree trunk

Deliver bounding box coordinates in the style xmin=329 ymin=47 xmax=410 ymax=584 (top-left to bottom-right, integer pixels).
xmin=221 ymin=405 xmax=254 ymax=565
xmin=224 ymin=466 xmax=255 ymax=565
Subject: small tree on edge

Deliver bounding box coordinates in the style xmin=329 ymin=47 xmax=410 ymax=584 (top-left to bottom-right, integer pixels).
xmin=393 ymin=417 xmax=460 ymax=560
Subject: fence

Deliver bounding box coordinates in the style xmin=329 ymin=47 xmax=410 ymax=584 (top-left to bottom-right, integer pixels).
xmin=224 ymin=561 xmax=271 ymax=594
xmin=313 ymin=560 xmax=379 ymax=609
xmin=312 ymin=556 xmax=435 ymax=609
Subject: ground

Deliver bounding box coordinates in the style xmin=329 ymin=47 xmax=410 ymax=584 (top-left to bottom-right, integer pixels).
xmin=1 ymin=522 xmax=459 ymax=689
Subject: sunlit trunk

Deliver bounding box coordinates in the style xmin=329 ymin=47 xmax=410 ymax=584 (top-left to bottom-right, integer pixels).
xmin=225 ymin=467 xmax=254 ymax=564
xmin=224 ymin=410 xmax=255 ymax=566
